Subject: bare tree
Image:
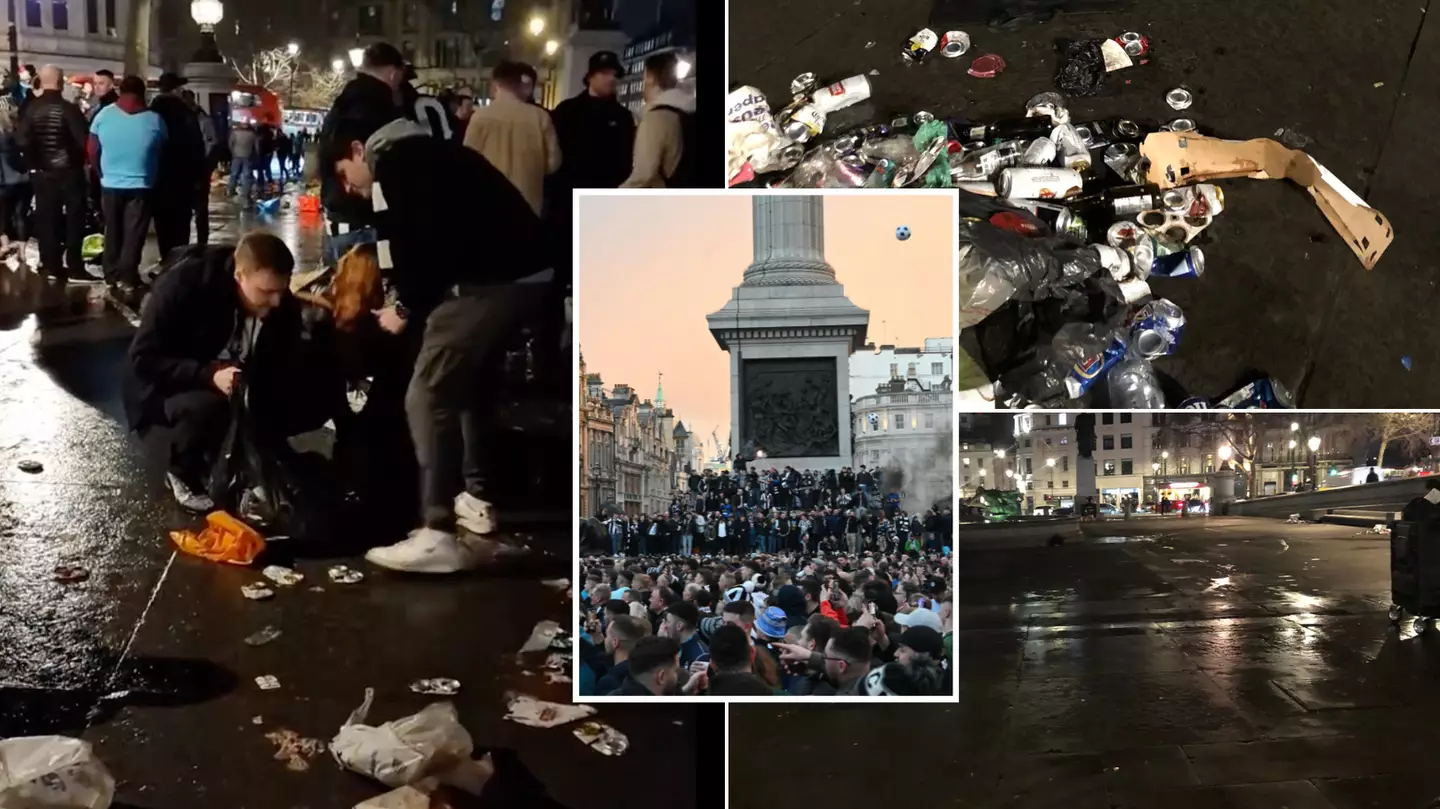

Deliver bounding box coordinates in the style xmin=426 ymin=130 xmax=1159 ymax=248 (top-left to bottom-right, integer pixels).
xmin=1365 ymin=413 xmax=1436 ymax=468
xmin=294 ymin=66 xmax=347 ymax=109
xmin=233 ymin=47 xmax=297 ymax=91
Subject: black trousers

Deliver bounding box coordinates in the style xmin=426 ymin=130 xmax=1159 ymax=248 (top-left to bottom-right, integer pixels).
xmin=152 ymin=186 xmax=194 ymax=259
xmin=33 ymin=168 xmax=86 ymax=277
xmin=162 ymin=390 xmax=230 ymax=483
xmin=0 ymin=184 xmax=31 ymax=243
xmin=193 ymin=183 xmax=210 ymax=247
xmin=101 ymin=189 xmax=151 ymax=286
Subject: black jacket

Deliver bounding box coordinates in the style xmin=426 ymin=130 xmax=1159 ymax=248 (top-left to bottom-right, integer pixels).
xmin=149 ymin=93 xmax=206 ymax=192
xmin=86 ymin=89 xmax=118 ymax=123
xmin=17 ymin=93 xmax=88 ymax=172
xmin=708 ymin=671 xmax=774 ymax=696
xmin=593 ymin=659 xmax=630 ymax=696
xmin=123 ymin=246 xmax=305 ymax=433
xmin=321 ymin=74 xmax=403 ymax=226
xmin=550 ymin=91 xmax=634 ymax=191
xmin=367 ymin=122 xmax=545 ymax=317
xmin=608 ymin=676 xmax=656 ymax=697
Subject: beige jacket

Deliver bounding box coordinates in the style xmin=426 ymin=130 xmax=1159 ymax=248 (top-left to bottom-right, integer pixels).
xmin=462 ymin=93 xmax=561 ymax=214
xmin=621 ymin=88 xmax=695 ymax=188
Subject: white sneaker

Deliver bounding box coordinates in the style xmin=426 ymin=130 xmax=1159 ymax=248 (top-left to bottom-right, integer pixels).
xmin=365 ymin=528 xmax=474 ymax=574
xmin=167 ymin=473 xmax=214 ymax=513
xmin=454 ymin=492 xmax=497 ymax=536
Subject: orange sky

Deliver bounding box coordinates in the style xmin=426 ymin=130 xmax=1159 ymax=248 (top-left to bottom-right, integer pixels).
xmin=578 ymin=193 xmax=954 ymax=454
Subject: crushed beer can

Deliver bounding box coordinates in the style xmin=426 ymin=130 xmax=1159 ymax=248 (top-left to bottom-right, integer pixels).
xmin=789 ymin=72 xmax=818 ymax=97
xmin=1163 ymin=118 xmax=1197 ymax=133
xmin=1102 ymin=143 xmax=1142 ymax=180
xmin=1215 ymin=378 xmax=1294 ymax=409
xmin=940 ymin=30 xmax=971 ymax=58
xmin=1022 ymin=137 xmax=1058 ymax=165
xmin=1151 ymin=247 xmax=1206 ymax=278
xmin=1025 ymin=92 xmax=1071 ymax=124
xmin=574 ymin=722 xmax=631 ymax=756
xmin=726 ymin=86 xmax=778 ymax=131
xmin=996 ymin=167 xmax=1084 ymax=199
xmin=1119 ymin=277 xmax=1153 ymax=304
xmin=781 ymin=104 xmax=826 ymax=143
xmin=1065 ymin=338 xmax=1129 ymax=399
xmin=262 ymin=565 xmax=304 ymax=586
xmin=968 ymin=54 xmax=1007 ymax=78
xmin=409 ymin=678 xmax=462 ymax=696
xmin=1119 ymin=31 xmax=1150 ymax=57
xmin=1092 ymin=245 xmax=1132 ymax=281
xmin=1166 ymin=88 xmax=1194 ymax=111
xmin=905 ymin=28 xmax=940 ymax=62
xmin=255 ymin=675 xmax=282 ymax=691
xmin=327 ymin=565 xmax=364 ymax=584
xmin=1127 ymin=299 xmax=1186 ymax=359
xmin=1180 ymin=397 xmax=1213 ymax=409
xmin=1107 ymin=221 xmax=1157 ymax=277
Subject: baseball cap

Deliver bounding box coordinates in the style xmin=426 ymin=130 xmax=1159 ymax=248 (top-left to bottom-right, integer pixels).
xmin=894 ymin=608 xmax=944 ymax=632
xmin=157 ymin=72 xmax=187 ymax=92
xmin=586 ymin=50 xmax=625 ymax=78
xmin=897 ymin=625 xmax=944 ymax=659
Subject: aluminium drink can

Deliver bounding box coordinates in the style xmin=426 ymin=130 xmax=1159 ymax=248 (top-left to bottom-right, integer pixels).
xmin=996 ymin=167 xmax=1084 ymax=200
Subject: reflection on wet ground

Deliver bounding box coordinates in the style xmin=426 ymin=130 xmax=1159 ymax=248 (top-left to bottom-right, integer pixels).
xmin=0 ymin=200 xmax=696 ymax=809
xmin=733 ymin=517 xmax=1440 ymax=808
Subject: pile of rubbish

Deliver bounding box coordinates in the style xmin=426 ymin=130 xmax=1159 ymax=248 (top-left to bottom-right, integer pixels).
xmin=727 ymin=28 xmax=1394 ymax=408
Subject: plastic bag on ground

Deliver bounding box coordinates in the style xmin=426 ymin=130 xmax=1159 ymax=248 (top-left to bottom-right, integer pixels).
xmin=1055 ymin=39 xmax=1106 ymax=97
xmin=169 ymin=511 xmax=266 ymax=565
xmin=331 ymin=688 xmax=475 ymax=789
xmin=0 ymin=736 xmax=115 ymax=809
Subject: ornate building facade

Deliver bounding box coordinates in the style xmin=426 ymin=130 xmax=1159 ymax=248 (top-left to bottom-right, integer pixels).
xmin=580 ymin=361 xmax=676 ymax=517
xmin=5 ymin=0 xmax=158 ymax=77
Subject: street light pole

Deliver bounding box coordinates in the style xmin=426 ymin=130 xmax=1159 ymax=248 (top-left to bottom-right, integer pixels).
xmin=286 ymin=42 xmax=300 ymax=107
xmin=1307 ymin=435 xmax=1321 ymax=491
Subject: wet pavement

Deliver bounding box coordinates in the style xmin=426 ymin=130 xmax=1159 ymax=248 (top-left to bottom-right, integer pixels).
xmin=730 ymin=516 xmax=1440 ymax=808
xmin=730 ymin=0 xmax=1440 ymax=406
xmin=0 ymin=195 xmax=699 ymax=808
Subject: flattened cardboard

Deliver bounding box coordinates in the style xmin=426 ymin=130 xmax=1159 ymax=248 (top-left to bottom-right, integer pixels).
xmin=1140 ymin=132 xmax=1393 ymax=269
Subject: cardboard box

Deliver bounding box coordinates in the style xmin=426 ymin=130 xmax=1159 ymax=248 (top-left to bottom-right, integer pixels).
xmin=1141 ymin=132 xmax=1394 ymax=269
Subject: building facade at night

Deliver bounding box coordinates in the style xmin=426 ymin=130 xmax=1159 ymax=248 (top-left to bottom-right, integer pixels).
xmin=4 ymin=0 xmax=160 ymax=76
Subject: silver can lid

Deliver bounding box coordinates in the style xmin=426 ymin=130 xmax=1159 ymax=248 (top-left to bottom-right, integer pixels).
xmin=790 ymin=72 xmax=817 ymax=97
xmin=1166 ymin=88 xmax=1194 ymax=111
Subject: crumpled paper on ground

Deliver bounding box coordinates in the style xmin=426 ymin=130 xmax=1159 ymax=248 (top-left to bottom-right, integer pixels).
xmin=503 ymin=693 xmax=597 ymax=729
xmin=330 ymin=688 xmax=477 ymax=789
xmin=0 ymin=735 xmax=115 ymax=809
xmin=169 ymin=511 xmax=266 ymax=565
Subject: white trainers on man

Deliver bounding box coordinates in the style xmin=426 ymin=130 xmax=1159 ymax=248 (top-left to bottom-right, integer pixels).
xmin=454 ymin=493 xmax=497 ymax=536
xmin=365 ymin=527 xmax=476 ymax=574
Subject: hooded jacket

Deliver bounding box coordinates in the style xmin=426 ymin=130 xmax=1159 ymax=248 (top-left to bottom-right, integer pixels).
xmin=320 ymin=73 xmax=404 ymax=227
xmin=149 ymin=92 xmax=206 ymax=192
xmin=621 ymin=88 xmax=696 ymax=189
xmin=362 ymin=119 xmax=545 ymax=318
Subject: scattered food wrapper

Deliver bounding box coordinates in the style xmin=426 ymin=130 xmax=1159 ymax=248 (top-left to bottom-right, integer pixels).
xmin=545 ymin=670 xmax=572 ymax=685
xmin=245 ymin=626 xmax=283 ymax=646
xmin=256 ymin=675 xmax=282 ymax=690
xmin=242 ymin=583 xmax=276 ymax=600
xmin=53 ymin=565 xmax=89 ymax=584
xmin=310 ymin=586 xmax=326 ymax=593
xmin=1370 ymin=524 xmax=1390 ymax=534
xmin=573 ymin=722 xmax=630 ymax=756
xmin=0 ymin=736 xmax=115 ymax=808
xmin=171 ymin=511 xmax=266 ymax=565
xmin=543 ymin=653 xmax=569 ymax=672
xmin=265 ymin=728 xmax=328 ymax=772
xmin=352 ymin=783 xmax=438 ymax=809
xmin=253 ymin=715 xmax=265 ymax=725
xmin=262 ymin=565 xmax=305 ymax=586
xmin=503 ymin=693 xmax=597 ymax=729
xmin=328 ymin=565 xmax=365 ymax=584
xmin=17 ymin=459 xmax=43 ymax=473
xmin=519 ymin=620 xmax=564 ymax=653
xmin=410 ymin=678 xmax=461 ymax=696
xmin=540 ymin=578 xmax=570 ymax=590
xmin=331 ymin=688 xmax=476 ymax=789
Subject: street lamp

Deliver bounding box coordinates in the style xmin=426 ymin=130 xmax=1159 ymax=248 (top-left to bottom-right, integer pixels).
xmin=1218 ymin=445 xmax=1232 ymax=470
xmin=190 ymin=0 xmax=224 ymax=62
xmin=332 ymin=58 xmax=344 ymax=74
xmin=528 ymin=15 xmax=545 ymax=36
xmin=1307 ymin=435 xmax=1321 ymax=491
xmin=349 ymin=47 xmax=365 ymax=69
xmin=1161 ymin=450 xmax=1169 ymax=477
xmin=544 ymin=39 xmax=559 ymax=57
xmin=676 ymin=57 xmax=692 ymax=80
xmin=285 ymin=42 xmax=300 ymax=106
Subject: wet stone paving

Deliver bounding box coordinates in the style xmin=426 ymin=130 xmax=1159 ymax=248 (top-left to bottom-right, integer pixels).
xmin=731 ymin=517 xmax=1440 ymax=809
xmin=0 ymin=197 xmax=697 ymax=808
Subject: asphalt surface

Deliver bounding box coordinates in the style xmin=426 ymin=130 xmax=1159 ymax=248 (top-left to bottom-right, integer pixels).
xmin=0 ymin=197 xmax=699 ymax=809
xmin=731 ymin=516 xmax=1440 ymax=808
xmin=729 ymin=0 xmax=1440 ymax=406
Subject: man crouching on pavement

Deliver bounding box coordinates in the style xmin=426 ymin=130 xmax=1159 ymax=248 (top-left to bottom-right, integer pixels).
xmin=318 ymin=114 xmax=550 ymax=574
xmin=123 ymin=232 xmax=331 ymax=511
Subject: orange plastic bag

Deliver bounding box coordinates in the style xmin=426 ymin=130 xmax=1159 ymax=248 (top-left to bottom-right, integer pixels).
xmin=169 ymin=511 xmax=266 ymax=565
xmin=297 ymin=194 xmax=321 ymax=214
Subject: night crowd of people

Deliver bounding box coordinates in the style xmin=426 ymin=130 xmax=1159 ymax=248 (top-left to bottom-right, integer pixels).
xmin=575 ymin=544 xmax=954 ymax=697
